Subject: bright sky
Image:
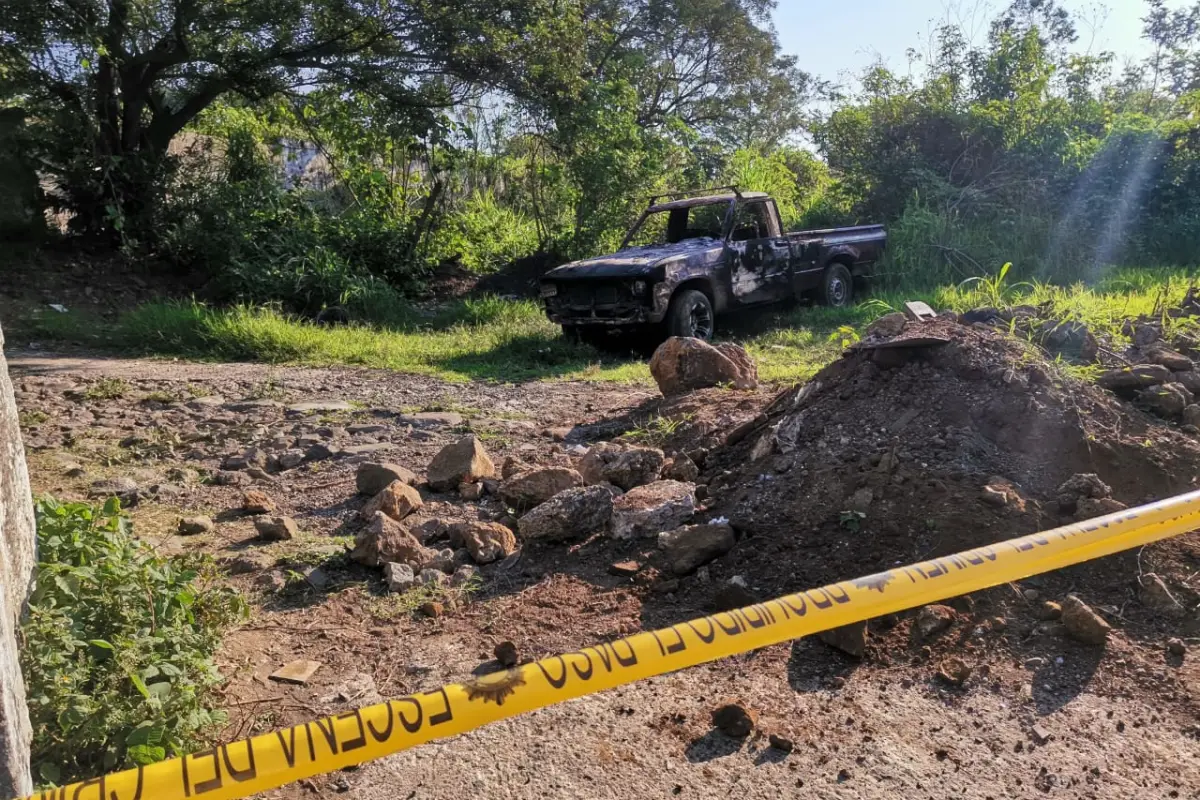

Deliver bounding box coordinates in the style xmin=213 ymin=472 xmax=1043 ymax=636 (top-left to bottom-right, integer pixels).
xmin=772 ymin=0 xmax=1159 ymax=88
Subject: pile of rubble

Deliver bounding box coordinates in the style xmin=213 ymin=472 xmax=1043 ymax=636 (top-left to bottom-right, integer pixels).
xmin=700 ymin=304 xmax=1200 ymax=643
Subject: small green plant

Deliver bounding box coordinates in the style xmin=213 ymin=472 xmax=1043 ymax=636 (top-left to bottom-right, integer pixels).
xmin=828 ymin=325 xmax=861 ymax=349
xmin=246 ymin=374 xmax=286 ymax=401
xmin=21 ymin=497 xmax=247 ymax=786
xmin=83 ymin=377 xmax=129 ymax=400
xmin=838 ymin=510 xmax=866 ymax=533
xmin=141 ymin=390 xmax=180 ymax=404
xmin=369 ymin=574 xmax=483 ymax=620
xmin=956 ymin=262 xmax=1035 ymax=308
xmin=184 ymin=384 xmax=212 ymax=398
xmin=622 ymin=414 xmax=691 ymax=447
xmin=19 ymin=409 xmax=49 ymax=427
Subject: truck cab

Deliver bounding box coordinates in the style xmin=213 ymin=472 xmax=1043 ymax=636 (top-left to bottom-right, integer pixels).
xmin=540 ymin=187 xmax=886 ymax=341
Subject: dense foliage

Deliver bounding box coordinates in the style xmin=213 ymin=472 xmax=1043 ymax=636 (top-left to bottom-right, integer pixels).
xmin=20 ymin=497 xmax=246 ymax=786
xmin=2 ymin=0 xmax=1199 ymax=313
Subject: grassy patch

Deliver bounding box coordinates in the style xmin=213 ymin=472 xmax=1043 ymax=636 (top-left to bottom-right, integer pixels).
xmin=368 ymin=575 xmax=483 ymax=620
xmin=24 ymin=267 xmax=1200 ymax=385
xmin=83 ymin=377 xmax=129 ymax=400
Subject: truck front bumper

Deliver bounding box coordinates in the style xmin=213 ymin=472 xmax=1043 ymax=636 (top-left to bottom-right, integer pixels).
xmin=541 ymin=280 xmax=671 ymax=327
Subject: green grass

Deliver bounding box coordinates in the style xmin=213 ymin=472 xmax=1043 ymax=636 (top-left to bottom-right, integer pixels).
xmin=20 ymin=267 xmax=1200 ymax=385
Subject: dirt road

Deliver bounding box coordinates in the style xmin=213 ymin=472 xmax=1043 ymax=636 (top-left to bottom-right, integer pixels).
xmin=9 ymin=351 xmax=1199 ymax=799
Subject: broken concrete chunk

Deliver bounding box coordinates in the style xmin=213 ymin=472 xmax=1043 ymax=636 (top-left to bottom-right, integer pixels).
xmin=448 ymin=521 xmax=517 ymax=564
xmin=578 ymin=442 xmax=665 ymax=490
xmin=254 ymin=515 xmax=297 ymax=541
xmin=610 ymin=480 xmax=696 ymax=540
xmin=518 ymin=486 xmax=614 ymax=541
xmin=351 ymin=512 xmax=433 ymax=568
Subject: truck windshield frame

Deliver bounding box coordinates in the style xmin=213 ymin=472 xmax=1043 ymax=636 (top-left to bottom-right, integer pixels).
xmin=620 ymin=198 xmax=736 ymax=249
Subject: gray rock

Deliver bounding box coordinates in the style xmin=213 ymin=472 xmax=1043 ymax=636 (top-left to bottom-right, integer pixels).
xmin=657 ymin=523 xmax=735 ymax=575
xmin=865 ymin=312 xmax=907 ymax=339
xmin=418 ymin=568 xmax=447 ymax=587
xmin=819 ymin=621 xmax=868 ymax=658
xmin=1096 ymin=364 xmax=1172 ymax=391
xmin=356 ymin=461 xmax=419 ymax=495
xmin=254 ymin=516 xmax=297 ymax=541
xmin=610 ymin=480 xmax=696 ymax=540
xmin=304 ymin=442 xmax=341 ymax=461
xmin=224 ymin=399 xmax=283 ymax=412
xmin=384 ymin=562 xmax=415 ymax=592
xmin=347 ymin=423 xmax=388 ymax=435
xmin=578 ymin=442 xmax=665 ymax=490
xmin=398 ymin=412 xmax=464 ymax=428
xmin=422 ymin=548 xmax=457 ymax=574
xmin=518 ymin=486 xmax=614 ymax=541
xmin=287 ymin=400 xmax=354 ymax=414
xmin=87 ymin=476 xmax=139 ymax=505
xmin=1184 ymin=404 xmax=1200 ymax=428
xmin=913 ymin=604 xmax=956 ymax=642
xmin=450 ymin=564 xmax=479 ymax=587
xmin=178 ymin=516 xmax=214 ymax=536
xmin=214 ymin=470 xmax=252 ymax=487
xmin=1140 ymin=382 xmax=1194 ymax=418
xmin=276 ymin=449 xmax=306 ymax=470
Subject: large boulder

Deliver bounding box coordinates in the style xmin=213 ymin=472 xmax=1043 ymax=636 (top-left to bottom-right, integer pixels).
xmin=649 ymin=337 xmax=758 ymax=396
xmin=518 ymin=486 xmax=614 ymax=542
xmin=427 ymin=435 xmax=495 ymax=492
xmin=610 ymin=480 xmax=696 ymax=540
xmin=359 ymin=480 xmax=423 ymax=522
xmin=498 ymin=467 xmax=584 ymax=509
xmin=449 ymin=521 xmax=518 ymax=564
xmin=578 ymin=442 xmax=664 ymax=490
xmin=351 ymin=512 xmax=434 ymax=568
xmin=657 ymin=523 xmax=735 ymax=575
xmin=356 ymin=462 xmax=418 ymax=495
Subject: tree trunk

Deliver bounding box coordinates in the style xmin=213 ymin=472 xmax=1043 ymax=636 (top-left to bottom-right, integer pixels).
xmin=0 ymin=321 xmax=36 ymax=798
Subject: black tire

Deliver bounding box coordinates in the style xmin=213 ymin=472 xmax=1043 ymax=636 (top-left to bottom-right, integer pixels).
xmin=664 ymin=289 xmax=715 ymax=340
xmin=818 ymin=263 xmax=854 ymax=308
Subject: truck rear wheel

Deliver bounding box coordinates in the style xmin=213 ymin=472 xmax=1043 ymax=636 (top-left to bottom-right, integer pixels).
xmin=818 ymin=263 xmax=854 ymax=308
xmin=664 ymin=289 xmax=714 ymax=341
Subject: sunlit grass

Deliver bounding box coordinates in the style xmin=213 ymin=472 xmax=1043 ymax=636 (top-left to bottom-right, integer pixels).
xmin=22 ymin=266 xmax=1199 ymax=385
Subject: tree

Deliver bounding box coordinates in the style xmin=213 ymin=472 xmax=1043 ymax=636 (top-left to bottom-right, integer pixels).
xmin=0 ymin=0 xmax=572 ymax=238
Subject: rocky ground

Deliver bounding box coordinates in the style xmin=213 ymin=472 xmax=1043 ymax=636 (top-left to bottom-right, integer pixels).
xmin=7 ymin=316 xmax=1200 ymax=799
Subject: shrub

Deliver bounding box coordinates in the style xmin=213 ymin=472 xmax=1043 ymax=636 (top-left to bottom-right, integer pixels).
xmin=20 ymin=497 xmax=246 ymax=786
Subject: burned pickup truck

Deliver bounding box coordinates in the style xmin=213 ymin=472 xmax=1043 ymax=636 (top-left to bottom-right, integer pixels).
xmin=540 ymin=187 xmax=886 ymax=341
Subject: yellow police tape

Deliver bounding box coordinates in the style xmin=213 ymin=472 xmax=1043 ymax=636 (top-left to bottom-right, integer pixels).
xmin=21 ymin=489 xmax=1200 ymax=800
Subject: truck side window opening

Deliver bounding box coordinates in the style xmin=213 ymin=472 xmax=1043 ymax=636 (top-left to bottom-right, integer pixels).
xmin=731 ymin=202 xmax=770 ymax=242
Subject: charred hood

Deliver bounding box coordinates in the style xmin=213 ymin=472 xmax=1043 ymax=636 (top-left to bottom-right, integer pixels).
xmin=544 ymin=239 xmax=719 ymax=280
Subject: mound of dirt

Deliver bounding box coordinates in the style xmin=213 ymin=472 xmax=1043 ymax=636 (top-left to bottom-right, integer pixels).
xmin=702 ymin=315 xmax=1200 ymax=626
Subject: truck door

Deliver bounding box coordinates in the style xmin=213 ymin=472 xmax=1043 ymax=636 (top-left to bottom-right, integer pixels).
xmin=728 ymin=200 xmax=791 ymax=304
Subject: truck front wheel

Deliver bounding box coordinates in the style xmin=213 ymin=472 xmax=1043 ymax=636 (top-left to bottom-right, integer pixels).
xmin=664 ymin=289 xmax=714 ymax=341
xmin=818 ymin=263 xmax=854 ymax=308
